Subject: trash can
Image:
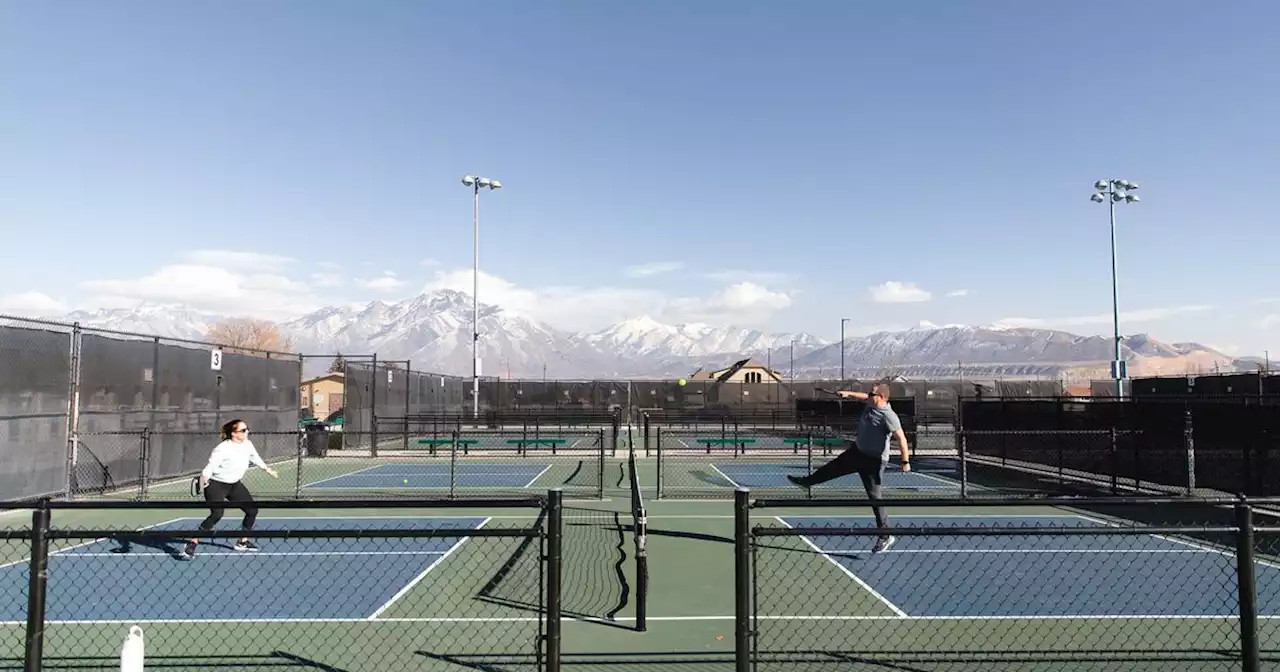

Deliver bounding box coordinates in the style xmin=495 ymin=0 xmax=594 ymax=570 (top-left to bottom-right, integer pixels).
xmin=305 ymin=423 xmax=329 ymax=458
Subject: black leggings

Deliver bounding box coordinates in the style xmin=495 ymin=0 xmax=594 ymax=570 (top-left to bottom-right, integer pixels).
xmin=797 ymin=444 xmax=889 ymax=530
xmin=198 ymin=479 xmax=258 ymax=532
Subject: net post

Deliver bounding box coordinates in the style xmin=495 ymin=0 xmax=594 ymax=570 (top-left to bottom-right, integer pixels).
xmin=25 ymin=503 xmax=50 ymax=672
xmin=545 ymin=489 xmax=563 ymax=672
xmin=734 ymin=487 xmax=751 ymax=672
xmin=1184 ymin=408 xmax=1196 ymax=495
xmin=597 ymin=429 xmax=606 ymax=499
xmin=655 ymin=427 xmax=664 ymax=500
xmin=642 ymin=412 xmax=650 ymax=458
xmin=805 ymin=435 xmax=813 ymax=500
xmin=1109 ymin=428 xmax=1119 ymax=495
xmin=1236 ymin=500 xmax=1260 ymax=672
xmin=449 ymin=429 xmax=459 ymax=500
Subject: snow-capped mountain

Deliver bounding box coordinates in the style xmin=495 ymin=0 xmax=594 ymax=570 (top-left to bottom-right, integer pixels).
xmin=50 ymin=290 xmax=1241 ymax=379
xmin=63 ymin=304 xmax=216 ymax=340
xmin=794 ymin=324 xmax=1236 ymax=379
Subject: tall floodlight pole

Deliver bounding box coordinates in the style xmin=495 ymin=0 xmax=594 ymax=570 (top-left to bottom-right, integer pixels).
xmin=840 ymin=318 xmax=850 ymax=382
xmin=462 ymin=175 xmax=502 ymax=419
xmin=1091 ymin=179 xmax=1139 ymax=399
xmin=790 ymin=339 xmax=797 ymax=386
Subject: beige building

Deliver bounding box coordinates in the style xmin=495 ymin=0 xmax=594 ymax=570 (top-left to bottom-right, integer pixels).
xmin=689 ymin=359 xmax=784 ymax=384
xmin=301 ymin=373 xmax=344 ymax=418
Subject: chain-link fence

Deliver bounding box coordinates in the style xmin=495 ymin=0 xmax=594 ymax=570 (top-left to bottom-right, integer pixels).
xmin=738 ymin=491 xmax=1277 ymax=671
xmin=295 ymin=426 xmax=610 ymax=500
xmin=4 ymin=493 xmax=573 ymax=671
xmin=1 ymin=316 xmax=302 ymax=502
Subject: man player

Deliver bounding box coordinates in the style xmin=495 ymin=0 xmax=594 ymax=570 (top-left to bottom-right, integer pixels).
xmin=786 ymin=383 xmax=910 ymax=552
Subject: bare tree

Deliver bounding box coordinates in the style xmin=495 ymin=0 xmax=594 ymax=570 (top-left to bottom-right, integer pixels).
xmin=207 ymin=318 xmax=295 ymax=355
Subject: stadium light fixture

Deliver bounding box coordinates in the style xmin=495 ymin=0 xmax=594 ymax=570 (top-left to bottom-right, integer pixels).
xmin=462 ymin=174 xmax=503 ymax=419
xmin=1091 ymin=178 xmax=1141 ymax=399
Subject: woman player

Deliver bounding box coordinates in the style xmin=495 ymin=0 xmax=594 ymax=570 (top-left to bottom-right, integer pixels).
xmin=181 ymin=418 xmax=278 ymax=560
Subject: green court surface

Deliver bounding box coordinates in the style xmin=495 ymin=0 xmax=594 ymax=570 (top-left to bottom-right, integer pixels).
xmin=2 ymin=454 xmax=1278 ymax=671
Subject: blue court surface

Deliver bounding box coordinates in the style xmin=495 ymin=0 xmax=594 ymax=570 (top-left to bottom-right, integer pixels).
xmin=778 ymin=514 xmax=1280 ymax=618
xmin=713 ymin=462 xmax=961 ymax=491
xmin=304 ymin=463 xmax=551 ymax=489
xmin=0 ymin=516 xmax=488 ymax=622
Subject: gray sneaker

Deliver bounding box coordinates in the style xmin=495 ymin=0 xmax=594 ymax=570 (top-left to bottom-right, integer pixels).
xmin=872 ymin=535 xmax=896 ymax=553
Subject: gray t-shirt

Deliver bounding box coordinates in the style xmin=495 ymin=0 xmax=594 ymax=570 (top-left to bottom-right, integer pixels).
xmin=855 ymin=403 xmax=902 ymax=462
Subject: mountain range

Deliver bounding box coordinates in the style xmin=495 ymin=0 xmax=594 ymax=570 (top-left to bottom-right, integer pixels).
xmin=58 ymin=289 xmax=1252 ymax=381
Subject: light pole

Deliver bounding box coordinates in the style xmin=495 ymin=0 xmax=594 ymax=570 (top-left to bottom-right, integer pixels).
xmin=790 ymin=339 xmax=797 ymax=385
xmin=1091 ymin=179 xmax=1139 ymax=399
xmin=840 ymin=318 xmax=850 ymax=382
xmin=461 ymin=174 xmax=502 ymax=419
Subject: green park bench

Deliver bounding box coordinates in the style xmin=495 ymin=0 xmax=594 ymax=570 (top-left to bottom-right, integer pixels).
xmin=782 ymin=436 xmax=846 ymax=454
xmin=417 ymin=437 xmax=480 ymax=455
xmin=506 ymin=437 xmax=569 ymax=455
xmin=695 ymin=437 xmax=756 ymax=454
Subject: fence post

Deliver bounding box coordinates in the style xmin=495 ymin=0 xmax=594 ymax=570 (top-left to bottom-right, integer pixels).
xmin=293 ymin=426 xmax=305 ymax=499
xmin=734 ymin=488 xmax=750 ymax=672
xmin=959 ymin=429 xmax=968 ymax=499
xmin=545 ymin=489 xmax=563 ymax=672
xmin=63 ymin=323 xmax=82 ymax=500
xmin=25 ymin=503 xmax=51 ymax=672
xmin=1184 ymin=409 xmax=1196 ymax=495
xmin=138 ymin=427 xmax=150 ymax=501
xmin=1236 ymin=501 xmax=1260 ymax=672
xmin=370 ymin=354 xmax=379 ymax=458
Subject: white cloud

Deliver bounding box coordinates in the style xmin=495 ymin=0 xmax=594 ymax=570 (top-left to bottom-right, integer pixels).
xmin=623 ymin=261 xmax=683 ymax=278
xmin=0 ymin=291 xmax=68 ymax=317
xmin=178 ymin=250 xmax=296 ymax=270
xmin=869 ymin=281 xmax=932 ymax=304
xmin=81 ymin=263 xmax=320 ymax=320
xmin=318 ymin=261 xmax=342 ymax=271
xmin=946 ymin=289 xmax=969 ymax=297
xmin=310 ymin=273 xmax=344 ymax=288
xmin=991 ymin=305 xmax=1214 ymax=330
xmin=665 ymin=282 xmax=792 ymax=324
xmin=423 ymin=268 xmax=792 ymax=331
xmin=356 ymin=271 xmax=405 ymax=292
xmin=704 ymin=269 xmax=794 ymax=284
xmin=1260 ymin=315 xmax=1280 ymax=329
xmin=420 ymin=258 xmax=441 ymax=267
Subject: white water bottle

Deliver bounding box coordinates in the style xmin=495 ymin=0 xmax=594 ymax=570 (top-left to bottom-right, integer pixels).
xmin=120 ymin=625 xmax=144 ymax=671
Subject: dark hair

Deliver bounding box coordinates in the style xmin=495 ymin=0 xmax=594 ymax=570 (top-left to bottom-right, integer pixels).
xmin=221 ymin=418 xmax=246 ymax=441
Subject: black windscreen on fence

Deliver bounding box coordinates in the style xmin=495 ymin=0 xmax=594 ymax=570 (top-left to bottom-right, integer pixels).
xmin=0 ymin=319 xmax=73 ymax=501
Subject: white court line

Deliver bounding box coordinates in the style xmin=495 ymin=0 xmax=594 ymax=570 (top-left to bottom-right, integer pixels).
xmin=365 ymin=516 xmax=491 ymax=620
xmin=522 ymin=464 xmax=554 ymax=488
xmin=0 ymin=517 xmax=186 ymax=571
xmin=1067 ymin=510 xmax=1280 ymax=571
xmin=302 ymin=464 xmax=387 ymax=488
xmin=830 ymin=549 xmax=1209 ymax=555
xmin=1 ymin=613 xmax=1275 ymax=626
xmin=775 ymin=516 xmax=908 ymax=618
xmin=54 ymin=550 xmax=452 ymax=558
xmin=707 ymin=463 xmax=743 ymax=489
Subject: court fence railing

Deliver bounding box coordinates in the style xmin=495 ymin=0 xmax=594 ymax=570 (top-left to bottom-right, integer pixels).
xmin=3 ymin=492 xmax=574 ymax=672
xmin=640 ymin=419 xmax=1278 ymax=501
xmin=732 ymin=490 xmax=1278 ymax=672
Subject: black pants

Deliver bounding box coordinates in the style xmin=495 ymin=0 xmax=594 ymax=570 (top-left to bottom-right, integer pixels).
xmin=796 ymin=444 xmax=889 ymax=529
xmin=198 ymin=479 xmax=258 ymax=532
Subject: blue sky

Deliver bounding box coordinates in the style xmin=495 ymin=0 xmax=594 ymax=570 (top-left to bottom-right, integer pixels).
xmin=1 ymin=1 xmax=1277 ymax=356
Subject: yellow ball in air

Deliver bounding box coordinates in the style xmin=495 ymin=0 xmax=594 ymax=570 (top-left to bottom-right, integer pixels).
xmin=678 ymin=379 xmax=686 ymax=386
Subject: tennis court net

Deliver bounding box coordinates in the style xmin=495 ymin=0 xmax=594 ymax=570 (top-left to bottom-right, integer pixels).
xmin=629 ymin=422 xmax=649 ymax=631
